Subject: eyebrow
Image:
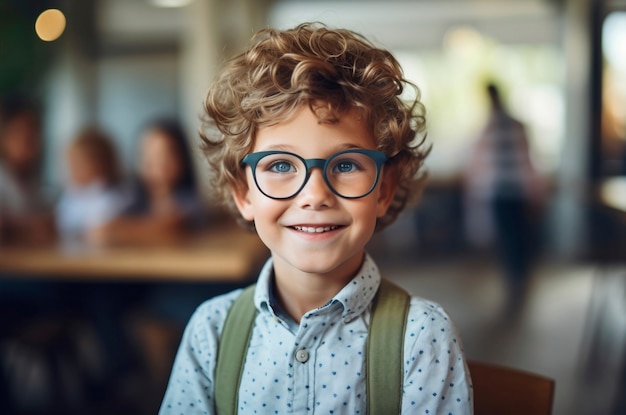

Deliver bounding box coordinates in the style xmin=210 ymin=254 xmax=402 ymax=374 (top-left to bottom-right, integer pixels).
xmin=260 ymin=144 xmax=296 ymax=152
xmin=258 ymin=143 xmax=367 ymax=153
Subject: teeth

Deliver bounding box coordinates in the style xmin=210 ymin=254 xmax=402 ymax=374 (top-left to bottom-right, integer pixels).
xmin=293 ymin=225 xmax=339 ymax=233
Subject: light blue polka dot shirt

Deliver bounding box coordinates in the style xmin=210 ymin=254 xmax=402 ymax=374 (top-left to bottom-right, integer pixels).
xmin=159 ymin=254 xmax=473 ymax=415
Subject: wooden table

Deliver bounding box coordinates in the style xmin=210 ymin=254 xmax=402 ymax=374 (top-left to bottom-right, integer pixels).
xmin=0 ymin=225 xmax=269 ymax=282
xmin=0 ymin=225 xmax=269 ymax=415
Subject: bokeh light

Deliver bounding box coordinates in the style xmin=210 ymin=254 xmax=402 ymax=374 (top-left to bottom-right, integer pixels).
xmin=35 ymin=9 xmax=66 ymax=42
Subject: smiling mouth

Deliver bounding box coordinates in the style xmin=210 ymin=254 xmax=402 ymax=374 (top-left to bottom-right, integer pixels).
xmin=292 ymin=225 xmax=341 ymax=233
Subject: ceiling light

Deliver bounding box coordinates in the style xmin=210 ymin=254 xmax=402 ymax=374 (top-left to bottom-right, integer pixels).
xmin=149 ymin=0 xmax=193 ymax=8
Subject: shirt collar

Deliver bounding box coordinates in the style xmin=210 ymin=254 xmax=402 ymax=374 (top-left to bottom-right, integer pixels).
xmin=254 ymin=253 xmax=381 ymax=323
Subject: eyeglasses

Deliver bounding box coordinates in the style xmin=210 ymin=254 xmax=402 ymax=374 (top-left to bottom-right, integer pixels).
xmin=241 ymin=149 xmax=388 ymax=200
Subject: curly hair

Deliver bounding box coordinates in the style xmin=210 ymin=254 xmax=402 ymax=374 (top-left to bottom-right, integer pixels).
xmin=201 ymin=23 xmax=428 ymax=230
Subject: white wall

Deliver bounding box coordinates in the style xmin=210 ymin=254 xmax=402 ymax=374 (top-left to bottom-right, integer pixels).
xmin=43 ymin=47 xmax=96 ymax=189
xmin=96 ymin=52 xmax=179 ymax=175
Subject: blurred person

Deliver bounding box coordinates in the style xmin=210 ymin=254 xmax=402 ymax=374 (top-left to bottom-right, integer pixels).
xmin=55 ymin=127 xmax=128 ymax=244
xmin=90 ymin=119 xmax=206 ymax=245
xmin=464 ymin=83 xmax=545 ymax=315
xmin=0 ymin=101 xmax=101 ymax=414
xmin=83 ymin=119 xmax=209 ymax=395
xmin=82 ymin=121 xmax=217 ymax=409
xmin=0 ymin=95 xmax=54 ymax=245
xmin=54 ymin=122 xmax=198 ymax=413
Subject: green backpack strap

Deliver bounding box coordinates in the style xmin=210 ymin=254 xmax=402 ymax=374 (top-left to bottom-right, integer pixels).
xmin=214 ymin=278 xmax=410 ymax=415
xmin=367 ymin=278 xmax=410 ymax=415
xmin=215 ymin=284 xmax=257 ymax=415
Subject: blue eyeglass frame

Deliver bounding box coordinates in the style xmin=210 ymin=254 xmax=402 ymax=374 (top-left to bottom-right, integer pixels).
xmin=241 ymin=149 xmax=388 ymax=200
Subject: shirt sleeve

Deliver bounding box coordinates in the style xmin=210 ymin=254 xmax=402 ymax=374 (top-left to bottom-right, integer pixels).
xmin=401 ymin=298 xmax=473 ymax=415
xmin=159 ymin=290 xmax=240 ymax=415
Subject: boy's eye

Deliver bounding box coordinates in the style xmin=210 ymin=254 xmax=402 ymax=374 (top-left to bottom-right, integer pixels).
xmin=268 ymin=161 xmax=296 ymax=173
xmin=332 ymin=159 xmax=360 ymax=173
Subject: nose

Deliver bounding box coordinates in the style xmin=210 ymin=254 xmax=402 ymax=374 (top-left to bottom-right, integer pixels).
xmin=296 ymin=167 xmax=335 ymax=209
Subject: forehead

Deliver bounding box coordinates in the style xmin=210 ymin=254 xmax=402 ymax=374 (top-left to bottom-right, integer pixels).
xmin=142 ymin=129 xmax=176 ymax=151
xmin=253 ymin=105 xmax=376 ymax=154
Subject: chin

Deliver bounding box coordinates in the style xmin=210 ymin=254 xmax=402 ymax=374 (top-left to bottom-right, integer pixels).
xmin=289 ymin=259 xmax=337 ymax=276
xmin=288 ymin=251 xmax=362 ymax=278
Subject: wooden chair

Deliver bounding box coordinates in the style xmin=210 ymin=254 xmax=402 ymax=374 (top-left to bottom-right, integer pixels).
xmin=468 ymin=360 xmax=555 ymax=415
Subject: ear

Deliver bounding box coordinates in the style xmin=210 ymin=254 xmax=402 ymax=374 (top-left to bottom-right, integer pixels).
xmin=231 ymin=183 xmax=255 ymax=221
xmin=376 ymin=165 xmax=399 ymax=218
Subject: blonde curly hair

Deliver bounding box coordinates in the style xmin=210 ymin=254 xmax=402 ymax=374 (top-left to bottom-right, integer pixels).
xmin=201 ymin=23 xmax=429 ymax=230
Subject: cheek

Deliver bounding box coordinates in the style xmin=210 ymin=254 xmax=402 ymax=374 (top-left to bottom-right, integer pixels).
xmin=142 ymin=157 xmax=167 ymax=182
xmin=4 ymin=138 xmax=25 ymax=159
xmin=69 ymin=163 xmax=94 ymax=185
xmin=343 ymin=198 xmax=380 ymax=238
xmin=249 ymin=191 xmax=285 ymax=221
xmin=167 ymin=160 xmax=184 ymax=182
xmin=68 ymin=164 xmax=81 ymax=183
xmin=158 ymin=161 xmax=178 ymax=182
xmin=363 ymin=208 xmax=380 ymax=235
xmin=234 ymin=172 xmax=287 ymax=223
xmin=247 ymin=186 xmax=292 ymax=228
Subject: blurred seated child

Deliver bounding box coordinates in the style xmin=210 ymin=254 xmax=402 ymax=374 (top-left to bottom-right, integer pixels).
xmin=90 ymin=119 xmax=206 ymax=245
xmin=86 ymin=120 xmax=210 ymax=385
xmin=55 ymin=127 xmax=128 ymax=244
xmin=0 ymin=95 xmax=54 ymax=245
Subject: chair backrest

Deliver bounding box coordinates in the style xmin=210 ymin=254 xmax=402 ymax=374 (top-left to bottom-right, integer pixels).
xmin=468 ymin=360 xmax=555 ymax=415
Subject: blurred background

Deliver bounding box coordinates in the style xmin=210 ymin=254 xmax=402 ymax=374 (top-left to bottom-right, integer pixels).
xmin=0 ymin=0 xmax=624 ymax=414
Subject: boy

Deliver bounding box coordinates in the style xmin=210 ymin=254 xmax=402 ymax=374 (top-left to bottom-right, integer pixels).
xmin=160 ymin=23 xmax=473 ymax=414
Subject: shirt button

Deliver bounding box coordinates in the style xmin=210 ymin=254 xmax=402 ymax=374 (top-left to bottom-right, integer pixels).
xmin=295 ymin=349 xmax=309 ymax=363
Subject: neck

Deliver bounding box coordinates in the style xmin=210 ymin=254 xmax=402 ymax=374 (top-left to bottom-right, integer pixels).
xmin=271 ymin=252 xmax=364 ymax=323
xmin=148 ymin=184 xmax=174 ymax=201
